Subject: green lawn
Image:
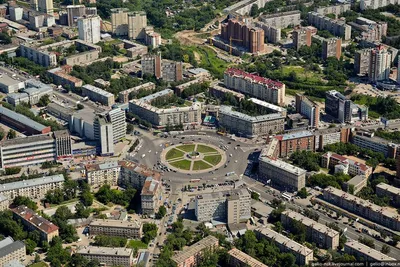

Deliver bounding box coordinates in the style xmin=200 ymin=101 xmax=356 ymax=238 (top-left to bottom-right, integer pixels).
xmin=166 ymin=148 xmax=185 ymax=160
xmin=196 ymin=144 xmax=217 ymax=153
xmin=170 ymin=160 xmax=192 ymax=170
xmin=203 ymin=155 xmax=222 ymax=166
xmin=177 ymin=144 xmax=196 ymax=152
xmin=193 ymin=160 xmax=212 ymax=170
xmin=29 ymin=263 xmax=48 ymax=267
xmin=127 ymin=240 xmax=148 ymax=249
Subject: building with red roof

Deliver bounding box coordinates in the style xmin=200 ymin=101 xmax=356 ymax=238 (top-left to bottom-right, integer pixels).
xmin=321 ymin=152 xmax=372 ymax=178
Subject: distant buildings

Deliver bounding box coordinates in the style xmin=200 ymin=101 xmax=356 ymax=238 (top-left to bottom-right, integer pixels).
xmin=31 ymin=0 xmax=54 ymax=14
xmin=224 ymin=68 xmax=285 ymax=106
xmin=313 ymin=4 xmax=351 ymax=16
xmin=195 ymin=188 xmax=251 ymax=224
xmin=295 ymin=94 xmax=320 ymax=128
xmin=82 ymin=84 xmax=115 ymax=107
xmin=77 ymin=246 xmax=134 ymax=267
xmin=360 ymin=0 xmax=400 ymax=10
xmin=323 ymin=186 xmax=400 ymax=231
xmin=281 ymin=210 xmax=340 ymax=249
xmin=345 ymin=241 xmax=395 ymax=261
xmin=321 ymin=152 xmax=373 ymax=178
xmin=227 ymin=248 xmax=268 ymax=267
xmin=255 ymin=227 xmax=313 ymax=266
xmin=376 ymin=183 xmax=400 ymax=207
xmin=308 ymin=12 xmax=351 ymax=40
xmin=78 ymin=15 xmax=101 ymax=44
xmin=325 ymin=90 xmax=368 ymax=123
xmin=322 ymin=37 xmax=342 ymax=60
xmin=220 ymin=19 xmax=265 ymax=54
xmin=13 ymin=206 xmax=59 ymax=242
xmin=0 ymin=237 xmax=26 ymax=267
xmin=369 ymin=45 xmax=391 ymax=83
xmin=66 ymin=5 xmax=97 ymax=26
xmin=292 ymin=26 xmax=317 ymax=51
xmin=89 ymin=219 xmax=142 ymax=239
xmin=171 ymin=236 xmax=219 ymax=267
xmin=258 ymin=156 xmax=306 ymax=192
xmin=141 ymin=53 xmax=183 ymax=82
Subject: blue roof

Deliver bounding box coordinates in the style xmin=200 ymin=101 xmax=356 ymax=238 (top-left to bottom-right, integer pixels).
xmin=281 ymin=130 xmax=313 ymax=140
xmin=0 ymin=106 xmax=48 ymax=131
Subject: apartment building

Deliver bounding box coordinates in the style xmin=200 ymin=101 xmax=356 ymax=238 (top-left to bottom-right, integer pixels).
xmin=343 ymin=175 xmax=368 ymax=194
xmin=308 ymin=12 xmax=351 ymax=40
xmin=376 ymin=183 xmax=400 ymax=207
xmin=82 ymin=85 xmax=115 ymax=107
xmin=323 ymin=186 xmax=400 ymax=231
xmin=31 ymin=0 xmax=53 ymax=14
xmin=0 ymin=194 xmax=9 ymax=211
xmin=118 ymin=82 xmax=155 ymax=103
xmin=128 ymin=11 xmax=147 ymax=39
xmin=77 ymin=246 xmax=133 ymax=267
xmin=275 ymin=131 xmax=315 ymax=158
xmin=119 ymin=160 xmax=161 ymax=189
xmin=322 ymin=37 xmax=342 ymax=60
xmin=94 ymin=116 xmax=114 ymax=156
xmin=369 ymin=45 xmax=391 ymax=83
xmin=314 ymin=4 xmax=351 ymax=16
xmin=78 ymin=15 xmax=101 ymax=44
xmin=360 ymin=0 xmax=400 ymax=10
xmin=292 ymin=26 xmax=317 ymax=51
xmin=141 ymin=53 xmax=183 ymax=82
xmin=13 ymin=206 xmax=59 ymax=242
xmin=111 ymin=8 xmax=129 ymax=36
xmin=141 ymin=176 xmax=161 ymax=215
xmin=89 ymin=219 xmax=142 ymax=239
xmin=0 ymin=174 xmax=64 ymax=201
xmin=0 ymin=237 xmax=26 ymax=267
xmin=325 ymin=90 xmax=368 ymax=123
xmin=66 ymin=5 xmax=87 ymax=26
xmin=227 ymin=248 xmax=268 ymax=267
xmin=209 ymin=83 xmax=245 ymax=102
xmin=258 ymin=156 xmax=306 ymax=192
xmin=314 ymin=128 xmax=350 ymax=151
xmin=224 ymin=68 xmax=285 ymax=106
xmin=172 ymin=236 xmax=219 ymax=267
xmin=349 ymin=17 xmax=387 ymax=42
xmin=86 ymin=161 xmax=120 ymax=188
xmin=219 ymin=106 xmax=285 ymax=138
xmin=129 ymin=89 xmax=202 ymax=127
xmin=255 ymin=228 xmax=313 ymax=266
xmin=345 ymin=241 xmax=395 ymax=261
xmin=105 ymin=108 xmax=126 ymax=143
xmin=295 ymin=94 xmax=320 ymax=128
xmin=254 ymin=23 xmax=280 ymax=44
xmin=47 ymin=67 xmax=83 ymax=89
xmin=281 ymin=210 xmax=340 ymax=249
xmin=352 ymin=131 xmax=398 ymax=158
xmin=19 ymin=42 xmax=56 ymax=67
xmin=355 ymin=48 xmax=372 ymax=76
xmin=195 ymin=188 xmax=251 ymax=223
xmin=321 ymin=152 xmax=372 ymax=178
xmin=220 ymin=19 xmax=264 ymax=54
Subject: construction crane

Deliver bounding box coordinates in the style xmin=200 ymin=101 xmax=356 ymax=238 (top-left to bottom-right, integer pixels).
xmin=229 ymin=36 xmax=242 ymax=55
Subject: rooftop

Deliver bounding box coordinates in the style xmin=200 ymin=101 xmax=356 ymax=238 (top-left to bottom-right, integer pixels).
xmin=172 ymin=236 xmax=219 ymax=264
xmin=282 ymin=210 xmax=339 ymax=238
xmin=249 ymin=98 xmax=286 ymax=113
xmin=0 ymin=105 xmax=49 ymax=132
xmin=47 ymin=102 xmax=74 ymax=116
xmin=13 ymin=206 xmax=59 ymax=234
xmin=137 ymin=89 xmax=174 ymax=104
xmin=0 ymin=237 xmax=25 ymax=259
xmin=323 ymin=152 xmax=371 ymax=172
xmin=220 ymin=106 xmax=284 ymax=123
xmin=256 ymin=227 xmax=313 ymax=256
xmin=82 ymin=84 xmax=114 ymax=98
xmin=376 ymin=183 xmax=400 ymax=196
xmin=141 ymin=176 xmax=160 ymax=195
xmin=77 ymin=246 xmax=133 ymax=257
xmin=276 ymin=130 xmax=313 ymax=141
xmin=119 ymin=160 xmax=161 ymax=180
xmin=0 ymin=132 xmax=54 ymax=147
xmin=345 ymin=241 xmax=395 ymax=261
xmin=0 ymin=73 xmax=24 ymax=86
xmin=86 ymin=161 xmax=120 ymax=172
xmin=228 ymin=248 xmax=268 ymax=267
xmin=225 ymin=68 xmax=283 ymax=88
xmin=90 ymin=219 xmax=141 ymax=229
xmin=0 ymin=175 xmax=64 ymax=193
xmin=196 ymin=188 xmax=250 ymax=202
xmin=259 ymin=157 xmax=307 ymax=176
xmin=345 ymin=175 xmax=367 ymax=186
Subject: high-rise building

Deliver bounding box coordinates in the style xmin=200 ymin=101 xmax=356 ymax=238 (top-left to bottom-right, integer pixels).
xmin=67 ymin=5 xmax=86 ymax=26
xmin=94 ymin=117 xmax=114 ymax=156
xmin=322 ymin=37 xmax=342 ymax=60
xmin=369 ymin=45 xmax=391 ymax=83
xmin=141 ymin=53 xmax=183 ymax=82
xmin=31 ymin=0 xmax=53 ymax=14
xmin=292 ymin=26 xmax=316 ymax=51
xmin=354 ymin=48 xmax=372 ymax=76
xmin=111 ymin=8 xmax=129 ymax=36
xmin=308 ymin=12 xmax=351 ymax=40
xmin=325 ymin=90 xmax=368 ymax=123
xmin=295 ymin=94 xmax=320 ymax=128
xmin=128 ymin=11 xmax=147 ymax=39
xmin=397 ymin=56 xmax=400 ymax=85
xmin=78 ymin=15 xmax=101 ymax=44
xmin=105 ymin=108 xmax=126 ymax=143
xmin=54 ymin=130 xmax=72 ymax=160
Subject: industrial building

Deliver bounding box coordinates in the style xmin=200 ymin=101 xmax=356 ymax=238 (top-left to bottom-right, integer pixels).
xmin=77 ymin=246 xmax=134 ymax=267
xmin=172 ymin=236 xmax=219 ymax=267
xmin=89 ymin=219 xmax=142 ymax=239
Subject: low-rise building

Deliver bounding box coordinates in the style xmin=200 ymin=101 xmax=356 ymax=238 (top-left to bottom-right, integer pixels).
xmin=47 ymin=67 xmax=83 ymax=89
xmin=0 ymin=74 xmax=25 ymax=94
xmin=119 ymin=160 xmax=161 ymax=190
xmin=82 ymin=84 xmax=115 ymax=107
xmin=255 ymin=227 xmax=313 ymax=266
xmin=258 ymin=156 xmax=306 ymax=192
xmin=86 ymin=161 xmax=120 ymax=188
xmin=323 ymin=186 xmax=400 ymax=231
xmin=343 ymin=175 xmax=368 ymax=194
xmin=195 ymin=188 xmax=251 ymax=224
xmin=118 ymin=82 xmax=155 ymax=104
xmin=376 ymin=183 xmax=400 ymax=207
xmin=227 ymin=248 xmax=268 ymax=267
xmin=352 ymin=131 xmax=398 ymax=158
xmin=281 ymin=210 xmax=340 ymax=249
xmin=321 ymin=152 xmax=372 ymax=178
xmin=0 ymin=237 xmax=26 ymax=267
xmin=13 ymin=206 xmax=59 ymax=242
xmin=171 ymin=236 xmax=219 ymax=267
xmin=274 ymin=131 xmax=315 ymax=158
xmin=344 ymin=241 xmax=395 ymax=261
xmin=209 ymin=83 xmax=245 ymax=102
xmin=0 ymin=194 xmax=9 ymax=211
xmin=89 ymin=219 xmax=142 ymax=239
xmin=141 ymin=176 xmax=161 ymax=215
xmin=77 ymin=246 xmax=134 ymax=267
xmin=6 ymin=79 xmax=52 ymax=107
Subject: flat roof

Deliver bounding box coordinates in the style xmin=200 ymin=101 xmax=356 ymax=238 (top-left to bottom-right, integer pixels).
xmin=77 ymin=246 xmax=133 ymax=257
xmin=220 ymin=106 xmax=284 ymax=123
xmin=346 ymin=175 xmax=367 ymax=186
xmin=0 ymin=175 xmax=64 ymax=192
xmin=196 ymin=188 xmax=250 ymax=202
xmin=259 ymin=157 xmax=306 ymax=176
xmin=225 ymin=68 xmax=284 ymax=88
xmin=0 ymin=133 xmax=54 ymax=147
xmin=345 ymin=241 xmax=395 ymax=261
xmin=376 ymin=183 xmax=400 ymax=196
xmin=277 ymin=130 xmax=313 ymax=141
xmin=282 ymin=210 xmax=339 ymax=238
xmin=138 ymin=89 xmax=173 ymax=103
xmin=0 ymin=105 xmax=49 ymax=132
xmin=0 ymin=73 xmax=24 ymax=86
xmin=90 ymin=219 xmax=141 ymax=229
xmin=172 ymin=236 xmax=218 ymax=264
xmin=256 ymin=227 xmax=313 ymax=256
xmin=82 ymin=84 xmax=114 ymax=97
xmin=228 ymin=248 xmax=268 ymax=267
xmin=47 ymin=102 xmax=74 ymax=116
xmin=86 ymin=161 xmax=119 ymax=172
xmin=141 ymin=176 xmax=160 ymax=195
xmin=249 ymin=98 xmax=286 ymax=113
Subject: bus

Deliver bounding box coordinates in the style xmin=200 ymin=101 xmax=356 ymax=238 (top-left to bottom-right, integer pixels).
xmin=190 ymin=179 xmax=201 ymax=183
xmin=153 ymin=130 xmax=162 ymax=136
xmin=282 ymin=192 xmax=292 ymax=201
xmin=217 ymin=132 xmax=226 ymax=136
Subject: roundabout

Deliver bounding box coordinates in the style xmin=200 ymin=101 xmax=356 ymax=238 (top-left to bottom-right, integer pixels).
xmin=161 ymin=143 xmax=226 ymax=173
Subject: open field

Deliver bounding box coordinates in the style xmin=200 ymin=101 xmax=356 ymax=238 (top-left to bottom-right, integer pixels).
xmin=127 ymin=240 xmax=148 ymax=250
xmin=170 ymin=160 xmax=192 ymax=170
xmin=177 ymin=144 xmax=196 ymax=152
xmin=203 ymin=155 xmax=222 ymax=166
xmin=193 ymin=160 xmax=212 ymax=170
xmin=196 ymin=144 xmax=217 ymax=153
xmin=166 ymin=148 xmax=185 ymax=160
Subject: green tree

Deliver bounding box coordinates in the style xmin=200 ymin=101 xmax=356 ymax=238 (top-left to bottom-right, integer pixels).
xmin=54 ymin=206 xmax=73 ymax=221
xmin=155 ymin=206 xmax=167 ymax=219
xmin=142 ymin=223 xmax=158 ymax=244
xmin=77 ymin=103 xmax=84 ymax=110
xmin=38 ymin=94 xmax=51 ymax=107
xmin=13 ymin=196 xmax=38 ymax=210
xmin=25 ymin=239 xmax=37 ymax=255
xmin=381 ymin=244 xmax=391 ymax=254
xmin=251 ymin=191 xmax=260 ymax=200
xmin=75 ymin=202 xmax=91 ymax=218
xmin=127 ymin=123 xmax=134 ymax=134
xmin=297 ymin=187 xmax=308 ymax=199
xmin=80 ymin=190 xmax=94 ymax=207
xmin=7 ymin=129 xmax=16 ymax=139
